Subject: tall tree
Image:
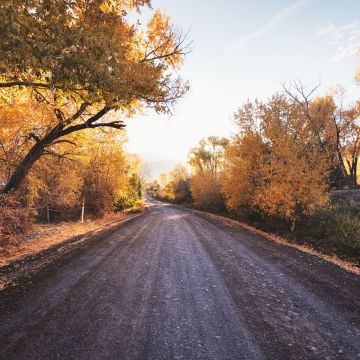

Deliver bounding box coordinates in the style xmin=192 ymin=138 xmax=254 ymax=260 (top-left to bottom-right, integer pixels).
xmin=188 ymin=136 xmax=228 ymax=177
xmin=223 ymin=94 xmax=330 ymax=236
xmin=0 ymin=0 xmax=189 ymax=193
xmin=283 ymin=83 xmax=360 ymax=188
xmin=189 ymin=136 xmax=228 ymax=211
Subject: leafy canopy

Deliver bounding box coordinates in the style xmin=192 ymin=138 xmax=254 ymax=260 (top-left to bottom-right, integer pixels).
xmin=0 ymin=0 xmax=188 ymax=112
xmin=0 ymin=0 xmax=189 ymax=193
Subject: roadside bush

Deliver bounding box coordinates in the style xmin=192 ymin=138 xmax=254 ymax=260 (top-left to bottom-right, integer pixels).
xmin=0 ymin=194 xmax=33 ymax=248
xmin=115 ymin=174 xmax=143 ymax=211
xmin=190 ymin=173 xmax=225 ymax=212
xmin=299 ymin=204 xmax=360 ymax=262
xmin=225 ymin=201 xmax=360 ymax=264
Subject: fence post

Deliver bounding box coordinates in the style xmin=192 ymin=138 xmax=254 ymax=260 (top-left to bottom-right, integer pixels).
xmin=81 ymin=200 xmax=85 ymax=223
xmin=46 ymin=205 xmax=50 ymax=223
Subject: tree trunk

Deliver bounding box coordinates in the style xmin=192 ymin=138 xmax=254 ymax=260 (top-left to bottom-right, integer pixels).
xmin=353 ymin=157 xmax=358 ymax=188
xmin=1 ymin=107 xmax=113 ymax=194
xmin=2 ymin=141 xmax=45 ymax=194
xmin=338 ymin=151 xmax=348 ymax=180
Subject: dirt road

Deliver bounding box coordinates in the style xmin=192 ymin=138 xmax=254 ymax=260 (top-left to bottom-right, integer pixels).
xmin=1 ymin=200 xmax=359 ymax=359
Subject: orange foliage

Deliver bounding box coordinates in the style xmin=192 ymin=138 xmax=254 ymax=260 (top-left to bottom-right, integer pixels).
xmin=190 ymin=173 xmax=225 ymax=211
xmin=223 ymin=94 xmax=331 ymax=232
xmin=0 ymin=194 xmax=33 ymax=248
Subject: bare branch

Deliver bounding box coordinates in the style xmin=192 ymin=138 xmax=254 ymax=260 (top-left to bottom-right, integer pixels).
xmin=140 ymin=30 xmax=191 ymax=66
xmin=33 ymin=88 xmax=52 ymax=105
xmin=43 ymin=149 xmax=76 ymax=161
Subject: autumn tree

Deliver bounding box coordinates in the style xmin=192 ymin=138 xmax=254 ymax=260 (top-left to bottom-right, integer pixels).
xmin=159 ymin=173 xmax=169 ymax=190
xmin=190 ymin=173 xmax=225 ymax=211
xmin=170 ymin=164 xmax=191 ymax=203
xmin=148 ymin=180 xmax=160 ymax=197
xmin=25 ymin=156 xmax=81 ymax=212
xmin=189 ymin=136 xmax=229 ymax=177
xmin=222 ymin=130 xmax=265 ymax=213
xmin=0 ymin=102 xmax=144 ymax=220
xmin=0 ymin=96 xmax=85 ymax=209
xmin=79 ymin=136 xmax=129 ymax=215
xmin=223 ymin=94 xmax=330 ymax=236
xmin=283 ymin=83 xmax=360 ymax=188
xmin=0 ymin=0 xmax=189 ymax=193
xmin=115 ymin=154 xmax=144 ymax=210
xmin=157 ymin=164 xmax=191 ymax=203
xmin=189 ymin=136 xmax=228 ymax=211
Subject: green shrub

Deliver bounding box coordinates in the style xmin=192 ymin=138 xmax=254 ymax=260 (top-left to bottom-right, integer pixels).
xmin=230 ymin=202 xmax=360 ymax=264
xmin=115 ymin=174 xmax=143 ymax=211
xmin=302 ymin=204 xmax=360 ymax=262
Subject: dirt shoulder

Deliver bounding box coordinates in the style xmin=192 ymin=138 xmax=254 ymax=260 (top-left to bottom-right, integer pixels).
xmin=0 ymin=212 xmax=145 ymax=295
xmin=1 ymin=213 xmax=130 ymax=267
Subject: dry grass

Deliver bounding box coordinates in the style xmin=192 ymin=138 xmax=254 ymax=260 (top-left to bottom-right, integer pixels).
xmin=0 ymin=213 xmax=129 ymax=267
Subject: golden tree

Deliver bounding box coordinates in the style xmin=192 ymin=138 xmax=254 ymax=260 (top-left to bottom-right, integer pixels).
xmin=158 ymin=164 xmax=190 ymax=203
xmin=189 ymin=136 xmax=229 ymax=177
xmin=190 ymin=173 xmax=225 ymax=211
xmin=223 ymin=94 xmax=330 ymax=236
xmin=0 ymin=0 xmax=189 ymax=193
xmin=284 ymin=83 xmax=360 ymax=188
xmin=189 ymin=137 xmax=228 ymax=211
xmin=222 ymin=131 xmax=265 ymax=213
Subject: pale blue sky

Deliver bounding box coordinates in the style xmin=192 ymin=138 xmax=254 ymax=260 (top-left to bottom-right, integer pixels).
xmin=125 ymin=0 xmax=360 ymax=178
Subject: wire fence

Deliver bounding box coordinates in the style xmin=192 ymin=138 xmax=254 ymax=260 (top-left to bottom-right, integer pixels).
xmin=18 ymin=203 xmax=86 ymax=224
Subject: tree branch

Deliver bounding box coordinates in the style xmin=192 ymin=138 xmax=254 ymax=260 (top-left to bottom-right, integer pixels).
xmin=0 ymin=81 xmax=91 ymax=92
xmin=66 ymin=102 xmax=91 ymax=124
xmin=57 ymin=107 xmax=122 ymax=137
xmin=28 ymin=132 xmax=42 ymax=143
xmin=0 ymin=81 xmax=55 ymax=89
xmin=54 ymin=108 xmax=66 ymax=125
xmin=87 ymin=121 xmax=126 ymax=129
xmin=140 ymin=30 xmax=191 ymax=65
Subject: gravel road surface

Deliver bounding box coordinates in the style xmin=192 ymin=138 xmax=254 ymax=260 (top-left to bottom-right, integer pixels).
xmin=0 ymin=200 xmax=359 ymax=360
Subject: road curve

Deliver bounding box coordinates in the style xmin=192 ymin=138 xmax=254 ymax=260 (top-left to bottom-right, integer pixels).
xmin=0 ymin=200 xmax=359 ymax=360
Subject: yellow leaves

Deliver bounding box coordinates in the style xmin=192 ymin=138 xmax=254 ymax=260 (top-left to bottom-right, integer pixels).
xmin=0 ymin=0 xmax=187 ymax=117
xmin=0 ymin=92 xmax=54 ymax=140
xmin=222 ymin=133 xmax=263 ymax=212
xmin=190 ymin=172 xmax=224 ymax=211
xmin=189 ymin=136 xmax=229 ymax=176
xmin=156 ymin=164 xmax=189 ymax=202
xmin=223 ymin=97 xmax=331 ymax=224
xmin=0 ymin=0 xmax=187 ymax=197
xmin=108 ymin=0 xmax=151 ymax=13
xmin=144 ymin=9 xmax=184 ymax=66
xmin=147 ymin=9 xmax=170 ymax=40
xmin=99 ymin=1 xmax=111 ymax=13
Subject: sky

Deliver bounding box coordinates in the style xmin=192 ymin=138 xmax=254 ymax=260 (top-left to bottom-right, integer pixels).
xmin=125 ymin=0 xmax=360 ymax=179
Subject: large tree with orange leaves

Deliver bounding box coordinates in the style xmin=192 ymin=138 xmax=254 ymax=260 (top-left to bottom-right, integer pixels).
xmin=0 ymin=0 xmax=188 ymax=193
xmin=223 ymin=94 xmax=331 ymax=235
